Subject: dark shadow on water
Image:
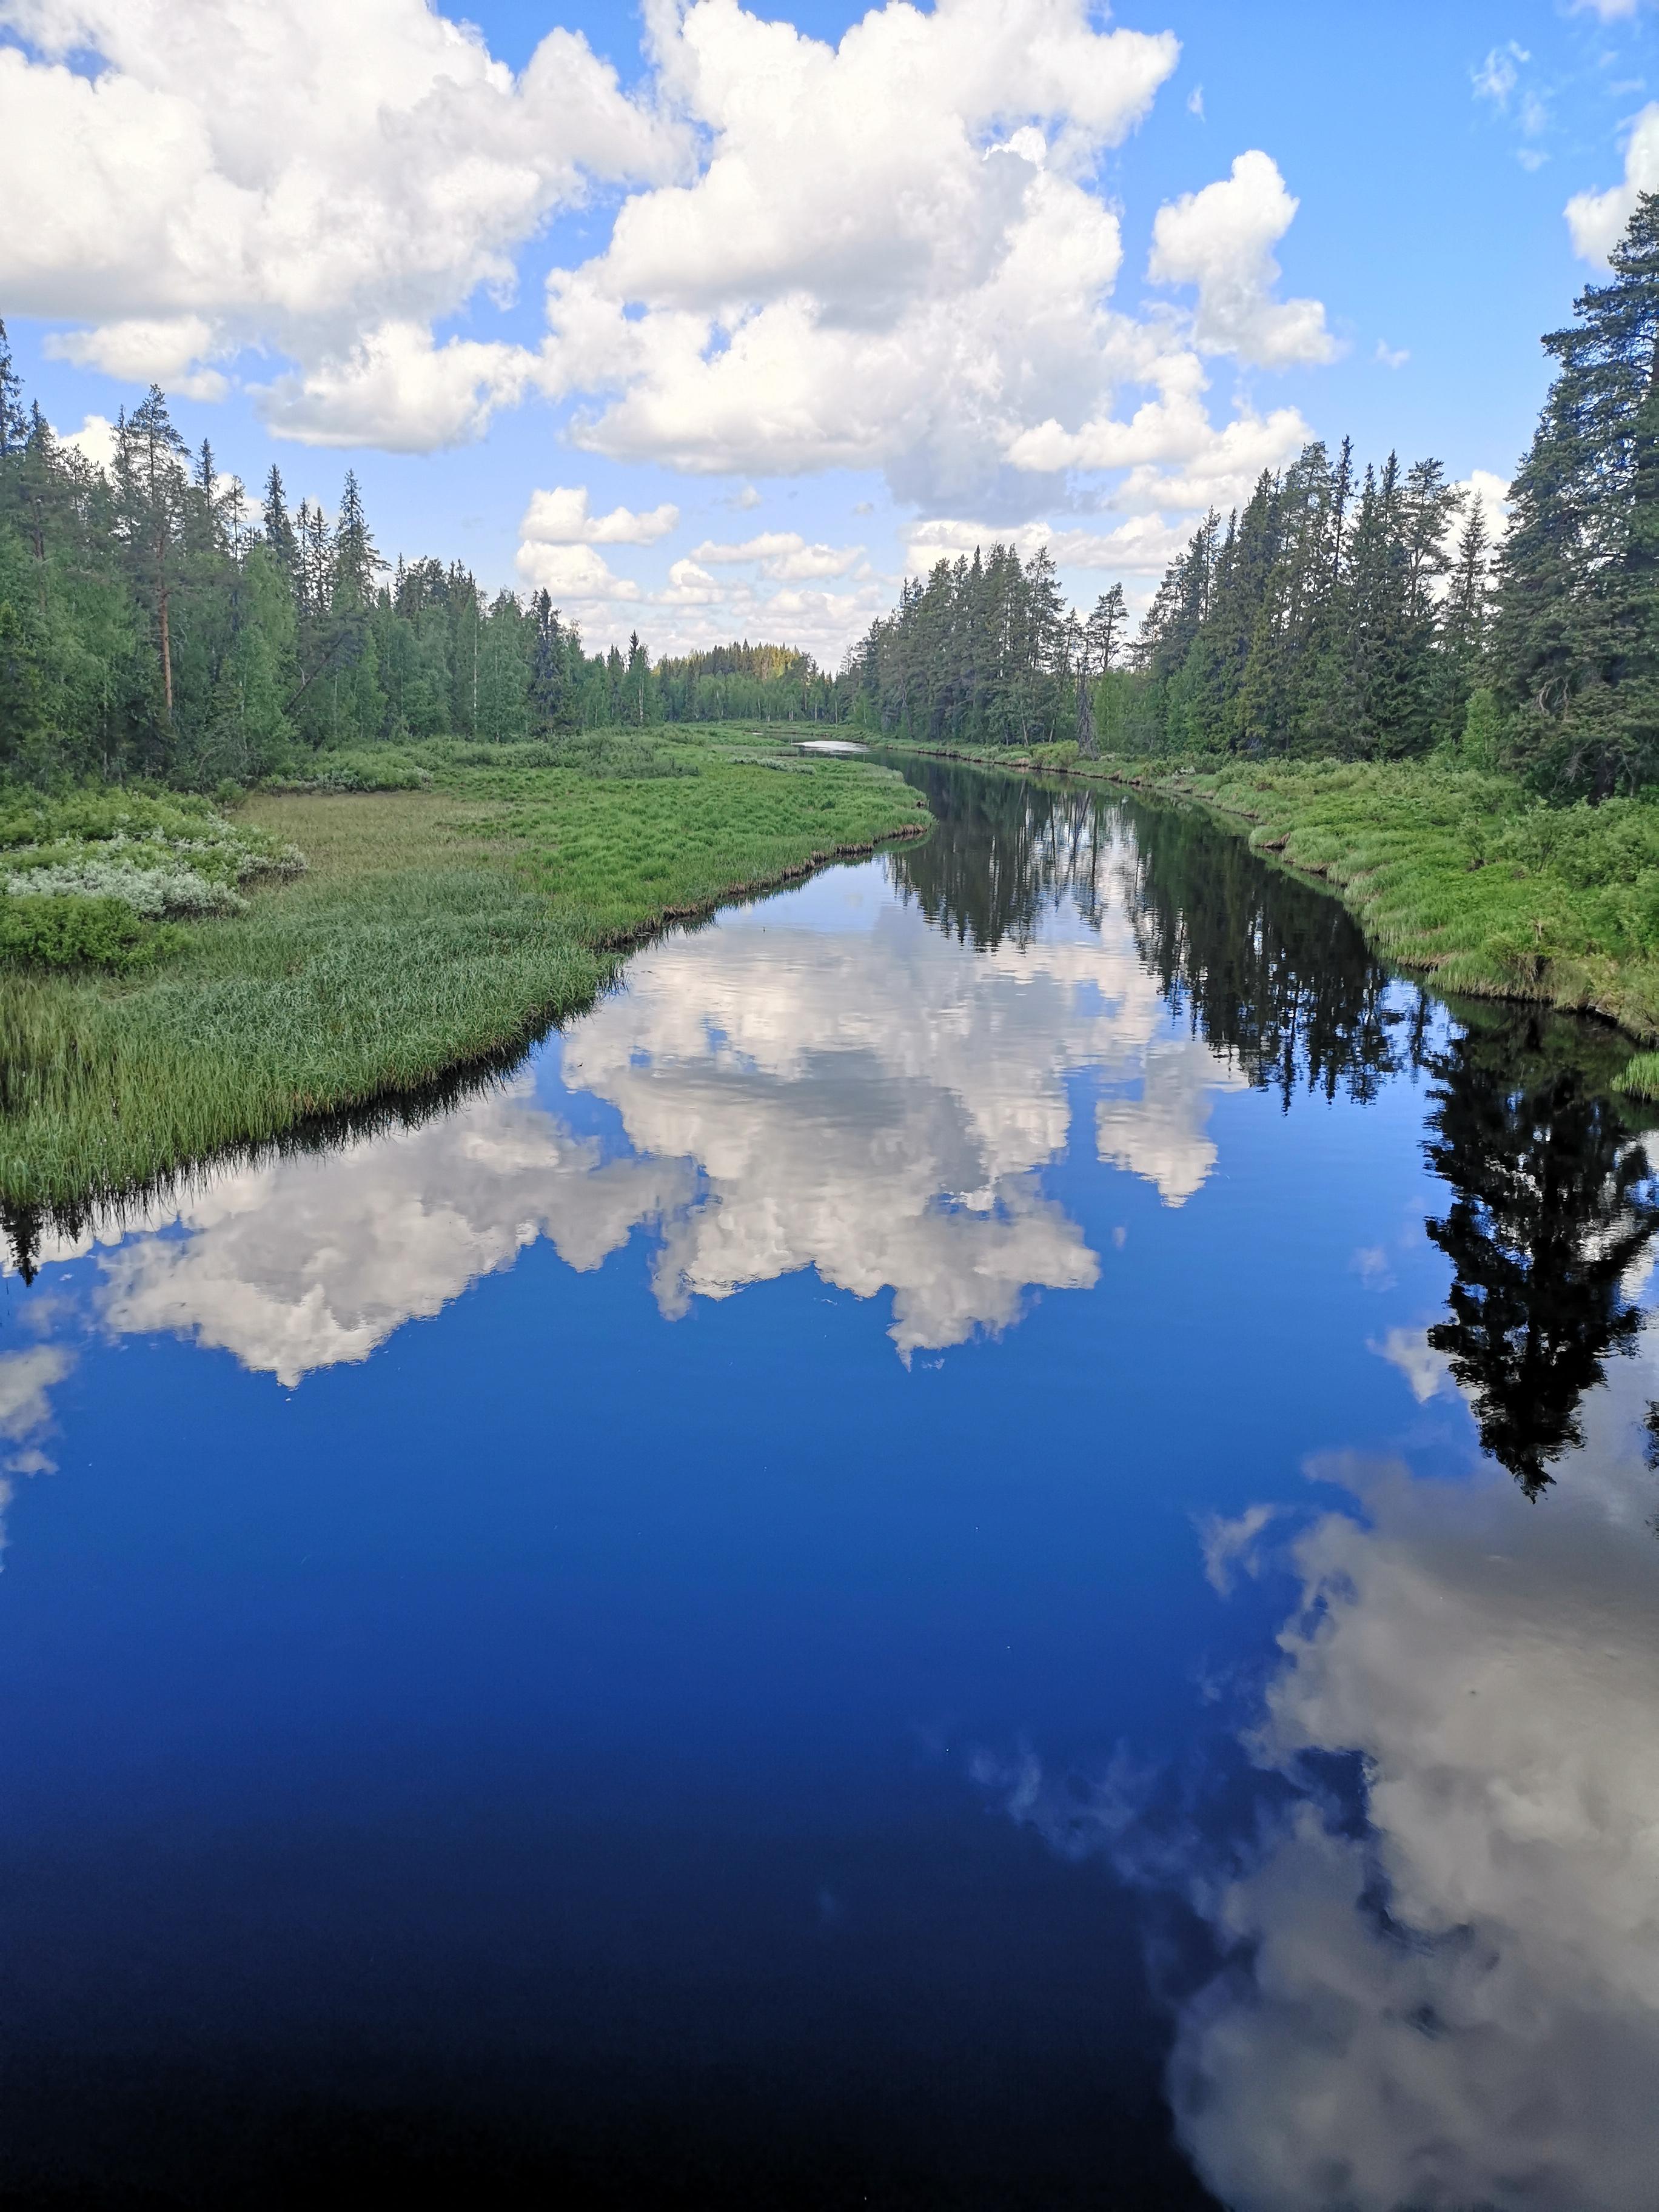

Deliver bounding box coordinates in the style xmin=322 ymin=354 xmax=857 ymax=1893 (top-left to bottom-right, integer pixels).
xmin=881 ymin=754 xmax=1407 ymax=1104
xmin=884 ymin=752 xmax=1659 ymax=1502
xmin=1421 ymin=1004 xmax=1659 ymax=1498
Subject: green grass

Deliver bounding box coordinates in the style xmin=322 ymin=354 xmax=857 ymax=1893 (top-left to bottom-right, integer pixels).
xmin=878 ymin=737 xmax=1659 ymax=1077
xmin=0 ymin=726 xmax=930 ymax=1221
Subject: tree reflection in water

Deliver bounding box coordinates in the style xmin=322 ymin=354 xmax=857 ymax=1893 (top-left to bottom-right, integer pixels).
xmin=890 ymin=756 xmax=1659 ymax=1501
xmin=1423 ymin=1009 xmax=1659 ymax=1498
xmin=886 ymin=757 xmax=1407 ymax=1104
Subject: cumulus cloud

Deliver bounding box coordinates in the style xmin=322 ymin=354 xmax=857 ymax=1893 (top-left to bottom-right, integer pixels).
xmin=1198 ymin=1501 xmax=1279 ymax=1595
xmin=1147 ymin=150 xmax=1336 ymax=368
xmin=47 ymin=315 xmax=228 ymax=400
xmin=904 ymin=512 xmax=1193 ymax=577
xmin=1006 ymin=349 xmax=1312 ymax=505
xmin=520 ymin=485 xmax=680 ymax=548
xmin=7 ymin=0 xmax=1341 ymax=538
xmin=514 ymin=542 xmax=644 ymax=602
xmin=532 ymin=1 xmax=1332 ymax=511
xmin=1096 ymin=1039 xmax=1238 ymax=1203
xmin=1454 ymin=466 xmax=1512 ymax=537
xmin=0 ymin=0 xmax=682 ymax=440
xmin=512 ymin=483 xmax=685 ymax=600
xmin=977 ymin=1318 xmax=1659 ymax=2211
xmin=689 ymin=531 xmax=866 ymax=580
xmin=1566 ymin=102 xmax=1659 ymax=260
xmin=53 ymin=412 xmax=118 ymax=472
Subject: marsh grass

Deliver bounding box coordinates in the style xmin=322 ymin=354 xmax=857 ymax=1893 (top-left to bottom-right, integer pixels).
xmin=2 ymin=727 xmax=930 ymax=1216
xmin=1136 ymin=759 xmax=1659 ymax=1041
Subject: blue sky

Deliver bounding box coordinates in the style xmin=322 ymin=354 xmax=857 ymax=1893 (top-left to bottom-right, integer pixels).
xmin=4 ymin=0 xmax=1657 ymax=659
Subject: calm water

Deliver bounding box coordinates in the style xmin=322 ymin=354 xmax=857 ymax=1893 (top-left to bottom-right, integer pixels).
xmin=3 ymin=759 xmax=1657 ymax=2210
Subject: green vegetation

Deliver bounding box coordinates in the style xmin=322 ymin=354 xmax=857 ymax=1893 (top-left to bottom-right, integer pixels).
xmin=850 ymin=193 xmax=1659 ymax=809
xmin=885 ymin=736 xmax=1659 ymax=1068
xmin=0 ymin=332 xmax=848 ymax=792
xmin=0 ymin=728 xmax=929 ymax=1223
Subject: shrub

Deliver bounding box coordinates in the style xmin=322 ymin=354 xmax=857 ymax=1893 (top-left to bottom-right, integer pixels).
xmin=0 ymin=893 xmax=172 ymax=970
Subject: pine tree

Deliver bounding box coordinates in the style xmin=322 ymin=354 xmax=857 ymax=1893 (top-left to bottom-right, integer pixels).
xmin=113 ymin=386 xmax=189 ymax=726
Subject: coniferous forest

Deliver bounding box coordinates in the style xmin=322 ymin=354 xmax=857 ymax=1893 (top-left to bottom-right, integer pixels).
xmin=0 ymin=350 xmax=842 ymax=790
xmin=8 ymin=193 xmax=1659 ymax=799
xmin=850 ymin=193 xmax=1659 ymax=802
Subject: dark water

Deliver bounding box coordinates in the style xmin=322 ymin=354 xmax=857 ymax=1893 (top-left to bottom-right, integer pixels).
xmin=3 ymin=758 xmax=1658 ymax=2210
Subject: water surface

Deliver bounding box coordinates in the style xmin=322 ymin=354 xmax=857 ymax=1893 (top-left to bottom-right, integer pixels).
xmin=3 ymin=759 xmax=1657 ymax=2210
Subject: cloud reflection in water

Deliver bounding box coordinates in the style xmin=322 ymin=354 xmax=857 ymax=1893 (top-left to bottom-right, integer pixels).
xmin=76 ymin=860 xmax=1247 ymax=1379
xmin=987 ymin=1339 xmax=1659 ymax=2212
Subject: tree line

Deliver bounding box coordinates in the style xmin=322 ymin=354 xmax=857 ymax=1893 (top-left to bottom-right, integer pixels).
xmin=0 ymin=350 xmax=844 ymax=788
xmin=849 ymin=192 xmax=1659 ymax=801
xmin=11 ymin=188 xmax=1659 ymax=796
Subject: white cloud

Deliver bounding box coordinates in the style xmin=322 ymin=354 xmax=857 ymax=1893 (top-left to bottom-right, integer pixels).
xmin=1473 ymin=42 xmax=1527 ymax=109
xmin=1453 ymin=467 xmax=1512 ymax=538
xmin=1566 ymin=101 xmax=1659 ymax=260
xmin=53 ymin=412 xmax=118 ymax=472
xmin=1007 ymin=346 xmax=1311 ymax=497
xmin=514 ymin=538 xmax=643 ymax=603
xmin=520 ymin=484 xmax=680 ymax=548
xmin=904 ymin=512 xmax=1195 ymax=577
xmin=1096 ymin=1038 xmax=1237 ymax=1202
xmin=1187 ymin=84 xmax=1205 ymax=119
xmin=0 ymin=0 xmax=682 ymax=441
xmin=690 ymin=531 xmax=865 ymax=580
xmin=1375 ymin=338 xmax=1409 ymax=369
xmin=5 ymin=0 xmax=1343 ymax=525
xmin=47 ymin=315 xmax=227 ymax=400
xmin=254 ymin=319 xmax=541 ymax=450
xmin=1147 ymin=151 xmax=1336 ymax=369
xmin=0 ymin=1342 xmax=74 ymax=1558
xmin=1199 ymin=1502 xmax=1279 ymax=1595
xmin=531 ymin=0 xmax=1320 ymax=509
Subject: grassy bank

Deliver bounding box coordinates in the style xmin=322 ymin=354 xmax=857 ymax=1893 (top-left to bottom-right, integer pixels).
xmin=1 ymin=726 xmax=930 ymax=1224
xmin=878 ymin=738 xmax=1659 ymax=1081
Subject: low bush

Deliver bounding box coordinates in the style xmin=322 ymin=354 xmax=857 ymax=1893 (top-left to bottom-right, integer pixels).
xmin=0 ymin=893 xmax=172 ymax=971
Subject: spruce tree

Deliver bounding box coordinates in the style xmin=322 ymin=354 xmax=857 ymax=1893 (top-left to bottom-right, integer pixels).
xmin=1493 ymin=189 xmax=1659 ymax=795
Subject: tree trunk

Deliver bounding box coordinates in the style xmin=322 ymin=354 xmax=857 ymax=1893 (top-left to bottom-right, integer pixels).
xmin=1076 ymin=670 xmax=1098 ymax=759
xmin=158 ymin=555 xmax=173 ymax=720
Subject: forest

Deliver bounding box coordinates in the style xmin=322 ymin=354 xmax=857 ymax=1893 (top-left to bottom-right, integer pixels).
xmin=0 ymin=349 xmax=842 ymax=791
xmin=8 ymin=192 xmax=1659 ymax=803
xmin=848 ymin=193 xmax=1659 ymax=803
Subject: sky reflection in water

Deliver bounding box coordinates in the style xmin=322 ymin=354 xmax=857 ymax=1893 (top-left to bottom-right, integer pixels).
xmin=2 ymin=764 xmax=1658 ymax=2209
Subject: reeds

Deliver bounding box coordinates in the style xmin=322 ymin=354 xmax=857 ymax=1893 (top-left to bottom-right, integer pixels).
xmin=1 ymin=730 xmax=931 ymax=1218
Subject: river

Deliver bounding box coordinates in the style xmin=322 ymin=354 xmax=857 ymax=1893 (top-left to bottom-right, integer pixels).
xmin=2 ymin=754 xmax=1656 ymax=2210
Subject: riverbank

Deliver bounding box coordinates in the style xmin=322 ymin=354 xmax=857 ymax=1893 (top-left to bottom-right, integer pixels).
xmin=876 ymin=740 xmax=1659 ymax=1083
xmin=0 ymin=728 xmax=930 ymax=1225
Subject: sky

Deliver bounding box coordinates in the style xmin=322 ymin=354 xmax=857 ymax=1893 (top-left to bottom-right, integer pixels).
xmin=4 ymin=0 xmax=1659 ymax=662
